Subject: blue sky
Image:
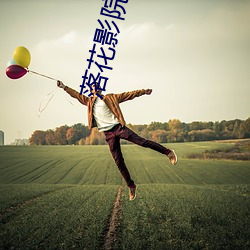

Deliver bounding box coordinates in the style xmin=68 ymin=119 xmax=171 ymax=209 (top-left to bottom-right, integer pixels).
xmin=0 ymin=0 xmax=249 ymax=144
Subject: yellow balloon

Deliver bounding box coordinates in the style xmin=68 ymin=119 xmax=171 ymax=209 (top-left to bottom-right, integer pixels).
xmin=13 ymin=46 xmax=31 ymax=68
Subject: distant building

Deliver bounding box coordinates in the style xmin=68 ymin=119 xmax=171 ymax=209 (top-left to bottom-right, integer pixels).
xmin=0 ymin=131 xmax=4 ymax=145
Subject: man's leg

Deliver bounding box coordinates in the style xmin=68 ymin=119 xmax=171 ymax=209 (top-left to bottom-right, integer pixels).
xmin=118 ymin=125 xmax=177 ymax=165
xmin=104 ymin=131 xmax=135 ymax=188
xmin=119 ymin=126 xmax=171 ymax=155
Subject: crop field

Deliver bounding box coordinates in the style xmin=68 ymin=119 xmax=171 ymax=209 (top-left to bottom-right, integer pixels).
xmin=0 ymin=141 xmax=249 ymax=249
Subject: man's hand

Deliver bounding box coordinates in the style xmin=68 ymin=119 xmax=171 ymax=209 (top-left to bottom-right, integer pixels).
xmin=57 ymin=80 xmax=65 ymax=89
xmin=145 ymin=89 xmax=152 ymax=95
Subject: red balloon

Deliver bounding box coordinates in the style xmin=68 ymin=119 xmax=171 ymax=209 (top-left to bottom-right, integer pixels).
xmin=6 ymin=65 xmax=27 ymax=79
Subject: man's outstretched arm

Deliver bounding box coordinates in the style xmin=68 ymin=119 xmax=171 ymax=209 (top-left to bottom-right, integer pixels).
xmin=57 ymin=80 xmax=89 ymax=106
xmin=116 ymin=88 xmax=153 ymax=103
xmin=145 ymin=89 xmax=153 ymax=95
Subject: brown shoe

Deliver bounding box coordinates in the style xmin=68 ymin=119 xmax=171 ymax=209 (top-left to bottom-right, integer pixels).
xmin=129 ymin=186 xmax=137 ymax=201
xmin=168 ymin=150 xmax=178 ymax=165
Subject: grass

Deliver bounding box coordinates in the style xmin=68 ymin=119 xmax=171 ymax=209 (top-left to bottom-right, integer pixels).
xmin=186 ymin=140 xmax=250 ymax=161
xmin=120 ymin=184 xmax=250 ymax=250
xmin=0 ymin=184 xmax=118 ymax=249
xmin=0 ymin=145 xmax=121 ymax=185
xmin=0 ymin=141 xmax=250 ymax=249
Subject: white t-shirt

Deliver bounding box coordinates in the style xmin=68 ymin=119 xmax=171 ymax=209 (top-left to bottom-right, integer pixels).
xmin=93 ymin=97 xmax=119 ymax=132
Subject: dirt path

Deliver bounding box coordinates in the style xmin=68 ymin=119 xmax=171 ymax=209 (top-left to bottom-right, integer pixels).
xmin=103 ymin=186 xmax=123 ymax=250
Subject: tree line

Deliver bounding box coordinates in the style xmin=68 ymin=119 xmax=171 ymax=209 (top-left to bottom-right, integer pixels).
xmin=29 ymin=118 xmax=250 ymax=145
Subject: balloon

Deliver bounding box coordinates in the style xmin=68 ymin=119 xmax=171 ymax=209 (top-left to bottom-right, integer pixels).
xmin=6 ymin=65 xmax=27 ymax=79
xmin=13 ymin=46 xmax=31 ymax=68
xmin=7 ymin=58 xmax=17 ymax=67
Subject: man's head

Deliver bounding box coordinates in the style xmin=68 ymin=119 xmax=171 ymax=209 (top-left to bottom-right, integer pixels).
xmin=90 ymin=82 xmax=102 ymax=97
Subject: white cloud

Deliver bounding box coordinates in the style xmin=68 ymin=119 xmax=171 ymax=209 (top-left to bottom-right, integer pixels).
xmin=121 ymin=22 xmax=155 ymax=39
xmin=29 ymin=31 xmax=94 ymax=85
xmin=33 ymin=31 xmax=92 ymax=57
xmin=60 ymin=31 xmax=78 ymax=44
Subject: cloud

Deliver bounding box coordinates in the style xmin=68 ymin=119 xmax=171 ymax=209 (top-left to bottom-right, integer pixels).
xmin=117 ymin=2 xmax=250 ymax=69
xmin=120 ymin=22 xmax=155 ymax=40
xmin=29 ymin=31 xmax=94 ymax=82
xmin=33 ymin=31 xmax=92 ymax=57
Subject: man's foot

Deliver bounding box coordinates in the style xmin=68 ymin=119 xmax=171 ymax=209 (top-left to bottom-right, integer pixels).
xmin=167 ymin=150 xmax=178 ymax=165
xmin=129 ymin=185 xmax=137 ymax=201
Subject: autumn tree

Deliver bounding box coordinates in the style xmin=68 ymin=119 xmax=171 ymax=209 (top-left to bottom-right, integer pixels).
xmin=55 ymin=125 xmax=69 ymax=145
xmin=29 ymin=130 xmax=46 ymax=145
xmin=86 ymin=128 xmax=106 ymax=145
xmin=66 ymin=123 xmax=90 ymax=145
xmin=150 ymin=129 xmax=167 ymax=143
xmin=45 ymin=129 xmax=57 ymax=145
xmin=29 ymin=118 xmax=250 ymax=145
xmin=167 ymin=119 xmax=184 ymax=142
xmin=66 ymin=127 xmax=75 ymax=144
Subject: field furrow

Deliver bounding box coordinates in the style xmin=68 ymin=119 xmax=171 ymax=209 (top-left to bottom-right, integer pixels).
xmin=103 ymin=186 xmax=123 ymax=250
xmin=0 ymin=185 xmax=119 ymax=249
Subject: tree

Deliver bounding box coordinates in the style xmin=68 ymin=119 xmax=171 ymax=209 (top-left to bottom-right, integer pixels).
xmin=78 ymin=138 xmax=86 ymax=145
xmin=87 ymin=128 xmax=106 ymax=145
xmin=29 ymin=118 xmax=250 ymax=145
xmin=66 ymin=127 xmax=75 ymax=145
xmin=140 ymin=126 xmax=150 ymax=140
xmin=54 ymin=125 xmax=69 ymax=145
xmin=66 ymin=123 xmax=90 ymax=145
xmin=29 ymin=130 xmax=46 ymax=145
xmin=188 ymin=129 xmax=216 ymax=141
xmin=189 ymin=121 xmax=204 ymax=131
xmin=233 ymin=119 xmax=242 ymax=139
xmin=167 ymin=119 xmax=184 ymax=142
xmin=147 ymin=121 xmax=167 ymax=131
xmin=213 ymin=121 xmax=221 ymax=139
xmin=45 ymin=129 xmax=57 ymax=145
xmin=150 ymin=130 xmax=167 ymax=143
xmin=239 ymin=118 xmax=250 ymax=138
xmin=181 ymin=122 xmax=189 ymax=142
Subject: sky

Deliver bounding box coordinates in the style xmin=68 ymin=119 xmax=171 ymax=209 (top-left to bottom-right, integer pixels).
xmin=0 ymin=0 xmax=249 ymax=144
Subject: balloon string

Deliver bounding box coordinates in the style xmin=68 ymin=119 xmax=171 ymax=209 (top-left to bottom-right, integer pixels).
xmin=28 ymin=69 xmax=58 ymax=81
xmin=67 ymin=99 xmax=75 ymax=106
xmin=38 ymin=88 xmax=58 ymax=118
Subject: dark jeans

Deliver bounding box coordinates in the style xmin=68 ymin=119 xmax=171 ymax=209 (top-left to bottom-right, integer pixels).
xmin=104 ymin=124 xmax=171 ymax=187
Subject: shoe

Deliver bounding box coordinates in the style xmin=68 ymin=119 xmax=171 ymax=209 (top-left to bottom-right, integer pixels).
xmin=129 ymin=185 xmax=137 ymax=201
xmin=168 ymin=150 xmax=178 ymax=165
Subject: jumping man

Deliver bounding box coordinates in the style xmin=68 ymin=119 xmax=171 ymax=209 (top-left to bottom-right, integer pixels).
xmin=57 ymin=81 xmax=177 ymax=201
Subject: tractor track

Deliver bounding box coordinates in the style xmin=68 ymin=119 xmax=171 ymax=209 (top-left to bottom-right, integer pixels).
xmin=103 ymin=186 xmax=123 ymax=250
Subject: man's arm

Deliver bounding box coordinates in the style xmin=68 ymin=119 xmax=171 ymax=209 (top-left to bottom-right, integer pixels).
xmin=57 ymin=81 xmax=89 ymax=106
xmin=116 ymin=89 xmax=153 ymax=103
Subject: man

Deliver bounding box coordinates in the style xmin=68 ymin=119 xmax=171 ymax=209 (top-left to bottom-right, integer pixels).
xmin=57 ymin=81 xmax=177 ymax=201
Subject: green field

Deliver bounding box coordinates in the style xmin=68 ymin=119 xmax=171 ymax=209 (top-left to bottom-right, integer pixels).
xmin=0 ymin=141 xmax=249 ymax=249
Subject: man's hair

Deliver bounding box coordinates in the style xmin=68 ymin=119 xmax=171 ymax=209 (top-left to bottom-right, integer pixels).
xmin=90 ymin=82 xmax=99 ymax=91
